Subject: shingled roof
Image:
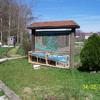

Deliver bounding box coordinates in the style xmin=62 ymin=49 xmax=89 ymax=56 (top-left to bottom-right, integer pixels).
xmin=28 ymin=20 xmax=80 ymax=29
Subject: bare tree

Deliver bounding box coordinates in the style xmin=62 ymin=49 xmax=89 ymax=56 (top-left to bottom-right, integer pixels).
xmin=0 ymin=0 xmax=34 ymax=44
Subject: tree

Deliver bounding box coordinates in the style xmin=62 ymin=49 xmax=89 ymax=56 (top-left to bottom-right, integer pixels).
xmin=22 ymin=32 xmax=31 ymax=55
xmin=0 ymin=0 xmax=34 ymax=44
xmin=80 ymin=34 xmax=100 ymax=71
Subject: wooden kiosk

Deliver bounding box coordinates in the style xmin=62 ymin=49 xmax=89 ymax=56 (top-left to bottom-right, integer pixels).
xmin=28 ymin=20 xmax=80 ymax=68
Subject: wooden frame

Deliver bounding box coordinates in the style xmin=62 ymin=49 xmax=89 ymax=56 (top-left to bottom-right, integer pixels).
xmin=28 ymin=55 xmax=69 ymax=69
xmin=28 ymin=20 xmax=80 ymax=68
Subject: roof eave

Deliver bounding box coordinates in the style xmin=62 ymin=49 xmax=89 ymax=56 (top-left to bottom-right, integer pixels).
xmin=27 ymin=25 xmax=80 ymax=30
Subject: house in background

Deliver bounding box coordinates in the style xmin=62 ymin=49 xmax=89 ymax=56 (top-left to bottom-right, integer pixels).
xmin=7 ymin=36 xmax=16 ymax=46
xmin=84 ymin=32 xmax=93 ymax=39
xmin=75 ymin=30 xmax=85 ymax=41
xmin=75 ymin=31 xmax=99 ymax=40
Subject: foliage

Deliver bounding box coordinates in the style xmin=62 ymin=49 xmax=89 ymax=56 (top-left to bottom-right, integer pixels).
xmin=0 ymin=59 xmax=100 ymax=99
xmin=22 ymin=33 xmax=31 ymax=55
xmin=0 ymin=91 xmax=5 ymax=96
xmin=0 ymin=47 xmax=11 ymax=58
xmin=80 ymin=34 xmax=100 ymax=71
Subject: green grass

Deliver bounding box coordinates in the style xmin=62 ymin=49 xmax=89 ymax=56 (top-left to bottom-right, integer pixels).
xmin=0 ymin=47 xmax=12 ymax=58
xmin=0 ymin=46 xmax=24 ymax=58
xmin=7 ymin=46 xmax=25 ymax=57
xmin=17 ymin=47 xmax=25 ymax=56
xmin=7 ymin=46 xmax=20 ymax=56
xmin=0 ymin=91 xmax=5 ymax=96
xmin=74 ymin=55 xmax=80 ymax=63
xmin=0 ymin=59 xmax=100 ymax=100
xmin=8 ymin=46 xmax=18 ymax=54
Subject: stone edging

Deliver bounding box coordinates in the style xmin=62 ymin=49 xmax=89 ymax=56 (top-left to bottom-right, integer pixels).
xmin=0 ymin=80 xmax=21 ymax=100
xmin=0 ymin=56 xmax=27 ymax=64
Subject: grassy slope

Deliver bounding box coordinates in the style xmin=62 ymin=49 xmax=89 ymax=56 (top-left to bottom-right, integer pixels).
xmin=0 ymin=46 xmax=25 ymax=58
xmin=0 ymin=59 xmax=100 ymax=99
xmin=6 ymin=46 xmax=25 ymax=57
xmin=0 ymin=47 xmax=11 ymax=58
xmin=7 ymin=46 xmax=21 ymax=57
xmin=16 ymin=47 xmax=25 ymax=56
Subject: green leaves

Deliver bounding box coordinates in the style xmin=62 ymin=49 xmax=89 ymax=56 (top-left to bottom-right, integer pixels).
xmin=80 ymin=34 xmax=100 ymax=70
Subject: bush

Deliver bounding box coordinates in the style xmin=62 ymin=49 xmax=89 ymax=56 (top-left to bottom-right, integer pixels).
xmin=22 ymin=33 xmax=31 ymax=55
xmin=80 ymin=34 xmax=100 ymax=71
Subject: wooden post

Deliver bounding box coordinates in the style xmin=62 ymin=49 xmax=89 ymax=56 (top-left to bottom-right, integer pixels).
xmin=31 ymin=29 xmax=35 ymax=52
xmin=69 ymin=28 xmax=75 ymax=68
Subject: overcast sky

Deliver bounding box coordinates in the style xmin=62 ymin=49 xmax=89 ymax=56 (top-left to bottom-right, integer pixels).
xmin=26 ymin=0 xmax=100 ymax=32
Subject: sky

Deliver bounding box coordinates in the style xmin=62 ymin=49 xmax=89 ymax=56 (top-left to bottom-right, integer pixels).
xmin=25 ymin=0 xmax=100 ymax=32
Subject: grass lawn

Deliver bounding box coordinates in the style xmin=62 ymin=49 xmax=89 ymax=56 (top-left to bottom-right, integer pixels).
xmin=0 ymin=59 xmax=100 ymax=100
xmin=7 ymin=46 xmax=25 ymax=57
xmin=0 ymin=46 xmax=25 ymax=58
xmin=0 ymin=91 xmax=5 ymax=96
xmin=0 ymin=47 xmax=12 ymax=58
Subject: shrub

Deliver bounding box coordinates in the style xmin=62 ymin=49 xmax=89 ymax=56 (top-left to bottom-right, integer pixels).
xmin=80 ymin=34 xmax=100 ymax=71
xmin=22 ymin=33 xmax=31 ymax=55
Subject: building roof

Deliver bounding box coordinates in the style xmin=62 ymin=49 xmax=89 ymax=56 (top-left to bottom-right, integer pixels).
xmin=28 ymin=20 xmax=80 ymax=29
